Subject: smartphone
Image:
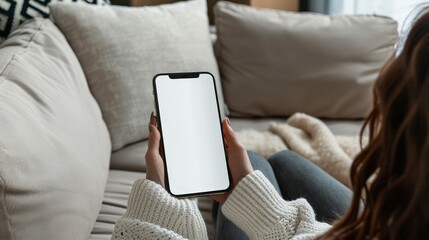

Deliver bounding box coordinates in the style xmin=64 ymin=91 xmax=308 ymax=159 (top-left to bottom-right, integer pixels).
xmin=153 ymin=72 xmax=230 ymax=197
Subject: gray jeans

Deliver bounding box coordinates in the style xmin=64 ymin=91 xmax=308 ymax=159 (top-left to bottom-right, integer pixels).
xmin=213 ymin=150 xmax=353 ymax=240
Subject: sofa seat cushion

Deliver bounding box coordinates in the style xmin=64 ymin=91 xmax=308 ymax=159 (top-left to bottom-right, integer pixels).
xmin=0 ymin=19 xmax=111 ymax=240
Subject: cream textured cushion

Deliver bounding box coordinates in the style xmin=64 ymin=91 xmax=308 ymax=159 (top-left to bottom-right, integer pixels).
xmin=215 ymin=1 xmax=398 ymax=118
xmin=50 ymin=0 xmax=226 ymax=151
xmin=0 ymin=19 xmax=111 ymax=240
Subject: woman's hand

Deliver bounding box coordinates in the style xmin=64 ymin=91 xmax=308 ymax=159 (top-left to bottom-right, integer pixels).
xmin=212 ymin=119 xmax=253 ymax=204
xmin=145 ymin=112 xmax=165 ymax=187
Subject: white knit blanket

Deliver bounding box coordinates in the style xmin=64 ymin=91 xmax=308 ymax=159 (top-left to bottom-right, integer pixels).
xmin=236 ymin=113 xmax=367 ymax=188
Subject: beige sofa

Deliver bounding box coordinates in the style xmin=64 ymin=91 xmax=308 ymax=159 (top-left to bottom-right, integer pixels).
xmin=0 ymin=1 xmax=397 ymax=240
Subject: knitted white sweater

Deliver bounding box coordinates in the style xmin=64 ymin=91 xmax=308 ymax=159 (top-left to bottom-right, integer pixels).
xmin=111 ymin=171 xmax=330 ymax=240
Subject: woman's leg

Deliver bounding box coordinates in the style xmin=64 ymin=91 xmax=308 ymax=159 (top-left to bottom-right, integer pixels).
xmin=213 ymin=151 xmax=280 ymax=240
xmin=268 ymin=150 xmax=353 ymax=223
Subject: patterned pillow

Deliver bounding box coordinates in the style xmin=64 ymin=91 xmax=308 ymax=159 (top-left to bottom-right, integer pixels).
xmin=0 ymin=0 xmax=110 ymax=43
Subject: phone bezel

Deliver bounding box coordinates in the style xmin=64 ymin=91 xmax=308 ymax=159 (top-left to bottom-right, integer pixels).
xmin=152 ymin=71 xmax=231 ymax=198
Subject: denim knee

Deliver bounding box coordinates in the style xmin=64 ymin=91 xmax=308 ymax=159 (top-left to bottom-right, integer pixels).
xmin=268 ymin=150 xmax=302 ymax=167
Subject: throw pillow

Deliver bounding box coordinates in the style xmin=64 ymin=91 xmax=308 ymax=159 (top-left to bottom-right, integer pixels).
xmin=50 ymin=0 xmax=226 ymax=151
xmin=215 ymin=1 xmax=398 ymax=118
xmin=0 ymin=19 xmax=111 ymax=240
xmin=0 ymin=0 xmax=110 ymax=44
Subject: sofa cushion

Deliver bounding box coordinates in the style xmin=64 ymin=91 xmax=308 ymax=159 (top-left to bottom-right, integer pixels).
xmin=0 ymin=0 xmax=110 ymax=44
xmin=0 ymin=19 xmax=111 ymax=240
xmin=50 ymin=0 xmax=226 ymax=151
xmin=215 ymin=1 xmax=398 ymax=118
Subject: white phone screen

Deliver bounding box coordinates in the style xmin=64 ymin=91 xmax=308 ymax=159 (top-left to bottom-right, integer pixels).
xmin=154 ymin=73 xmax=230 ymax=196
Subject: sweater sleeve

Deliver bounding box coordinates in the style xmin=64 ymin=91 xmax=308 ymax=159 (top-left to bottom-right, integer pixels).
xmin=221 ymin=171 xmax=331 ymax=240
xmin=111 ymin=179 xmax=208 ymax=240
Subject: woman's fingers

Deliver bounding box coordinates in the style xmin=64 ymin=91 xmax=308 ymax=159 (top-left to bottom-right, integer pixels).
xmin=145 ymin=112 xmax=165 ymax=187
xmin=222 ymin=119 xmax=245 ymax=151
xmin=223 ymin=118 xmax=252 ymax=173
xmin=147 ymin=125 xmax=160 ymax=153
xmin=146 ymin=113 xmax=160 ymax=159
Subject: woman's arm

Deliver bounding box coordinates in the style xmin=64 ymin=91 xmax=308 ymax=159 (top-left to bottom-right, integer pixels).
xmin=111 ymin=179 xmax=208 ymax=240
xmin=222 ymin=170 xmax=330 ymax=240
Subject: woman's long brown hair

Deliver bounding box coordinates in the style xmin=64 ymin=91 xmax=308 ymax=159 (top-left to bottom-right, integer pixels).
xmin=319 ymin=7 xmax=429 ymax=240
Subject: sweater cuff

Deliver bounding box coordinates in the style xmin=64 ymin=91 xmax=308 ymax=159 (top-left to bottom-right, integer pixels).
xmin=221 ymin=171 xmax=291 ymax=239
xmin=124 ymin=179 xmax=208 ymax=239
